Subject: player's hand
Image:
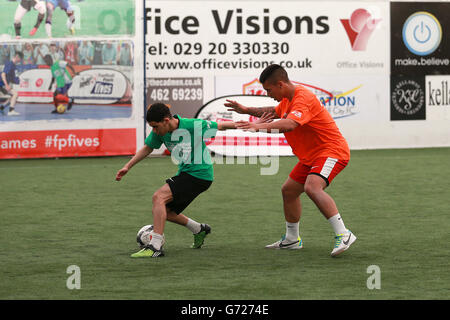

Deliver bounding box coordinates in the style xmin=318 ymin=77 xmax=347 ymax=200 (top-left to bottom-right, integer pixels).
xmin=115 ymin=167 xmax=129 ymax=181
xmin=5 ymin=84 xmax=11 ymax=92
xmin=224 ymin=99 xmax=248 ymax=114
xmin=236 ymin=121 xmax=258 ymax=132
xmin=255 ymin=112 xmax=275 ymax=124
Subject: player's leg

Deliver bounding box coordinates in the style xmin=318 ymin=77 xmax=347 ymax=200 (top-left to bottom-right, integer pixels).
xmin=30 ymin=1 xmax=47 ymax=36
xmin=0 ymin=87 xmax=12 ymax=114
xmin=14 ymin=3 xmax=29 ymax=39
xmin=7 ymin=89 xmax=20 ymax=115
xmin=131 ymin=183 xmax=172 ymax=258
xmin=61 ymin=1 xmax=75 ymax=34
xmin=52 ymin=90 xmax=67 ymax=113
xmin=304 ymin=157 xmax=356 ymax=256
xmin=64 ymin=83 xmax=74 ymax=110
xmin=304 ymin=174 xmax=338 ymax=219
xmin=266 ymin=162 xmax=307 ymax=250
xmin=166 ymin=210 xmax=211 ymax=248
xmin=45 ymin=2 xmax=55 ymax=37
xmin=167 ymin=210 xmax=202 ymax=233
xmin=165 ymin=173 xmax=213 ymax=249
xmin=151 ymin=183 xmax=173 ymax=241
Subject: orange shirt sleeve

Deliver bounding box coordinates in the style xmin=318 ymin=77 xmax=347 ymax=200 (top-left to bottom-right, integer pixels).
xmin=285 ymin=90 xmax=315 ymax=126
xmin=274 ymin=102 xmax=283 ymax=118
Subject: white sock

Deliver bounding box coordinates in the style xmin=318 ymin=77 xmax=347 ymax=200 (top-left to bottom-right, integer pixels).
xmin=149 ymin=232 xmax=164 ymax=250
xmin=328 ymin=213 xmax=347 ymax=235
xmin=185 ymin=218 xmax=201 ymax=234
xmin=45 ymin=23 xmax=52 ymax=37
xmin=285 ymin=222 xmax=299 ymax=241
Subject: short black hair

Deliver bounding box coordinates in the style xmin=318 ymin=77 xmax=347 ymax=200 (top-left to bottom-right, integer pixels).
xmin=146 ymin=103 xmax=172 ymax=123
xmin=259 ymin=64 xmax=289 ymax=84
xmin=15 ymin=51 xmax=24 ymax=60
xmin=44 ymin=54 xmax=53 ymax=66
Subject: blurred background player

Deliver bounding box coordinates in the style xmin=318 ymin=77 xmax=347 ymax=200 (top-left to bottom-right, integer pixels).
xmin=44 ymin=54 xmax=75 ymax=114
xmin=45 ymin=0 xmax=76 ymax=37
xmin=13 ymin=0 xmax=46 ymax=39
xmin=0 ymin=52 xmax=23 ymax=116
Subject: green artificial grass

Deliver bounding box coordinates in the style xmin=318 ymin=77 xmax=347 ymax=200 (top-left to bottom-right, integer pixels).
xmin=1 ymin=148 xmax=449 ymax=299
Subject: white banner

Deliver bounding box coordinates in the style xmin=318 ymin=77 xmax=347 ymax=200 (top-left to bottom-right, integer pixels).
xmin=145 ymin=1 xmax=389 ymax=76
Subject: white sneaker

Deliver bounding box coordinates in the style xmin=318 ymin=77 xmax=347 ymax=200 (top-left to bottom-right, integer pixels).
xmin=7 ymin=110 xmax=20 ymax=116
xmin=331 ymin=230 xmax=356 ymax=257
xmin=265 ymin=235 xmax=303 ymax=249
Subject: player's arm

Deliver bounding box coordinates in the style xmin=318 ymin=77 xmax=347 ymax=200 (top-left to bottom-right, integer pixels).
xmin=1 ymin=72 xmax=10 ymax=91
xmin=67 ymin=64 xmax=76 ymax=76
xmin=115 ymin=145 xmax=153 ymax=181
xmin=224 ymin=99 xmax=279 ymax=118
xmin=48 ymin=76 xmax=55 ymax=91
xmin=217 ymin=121 xmax=238 ymax=130
xmin=236 ymin=118 xmax=298 ymax=133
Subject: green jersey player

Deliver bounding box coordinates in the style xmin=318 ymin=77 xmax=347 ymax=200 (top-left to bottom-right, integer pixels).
xmin=116 ymin=103 xmax=238 ymax=258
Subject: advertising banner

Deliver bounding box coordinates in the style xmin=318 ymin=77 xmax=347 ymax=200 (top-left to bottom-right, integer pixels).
xmin=145 ymin=1 xmax=388 ymax=77
xmin=0 ymin=39 xmax=137 ymax=159
xmin=391 ymin=1 xmax=450 ymax=76
xmin=390 ymin=1 xmax=450 ymax=121
xmin=144 ymin=1 xmax=393 ymax=153
xmin=0 ymin=128 xmax=135 ymax=159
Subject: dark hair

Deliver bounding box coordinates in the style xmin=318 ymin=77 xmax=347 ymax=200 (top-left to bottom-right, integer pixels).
xmin=259 ymin=64 xmax=289 ymax=84
xmin=15 ymin=51 xmax=24 ymax=60
xmin=146 ymin=103 xmax=172 ymax=123
xmin=44 ymin=54 xmax=53 ymax=66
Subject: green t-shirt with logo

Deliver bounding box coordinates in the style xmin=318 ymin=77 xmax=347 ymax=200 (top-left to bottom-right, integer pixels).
xmin=50 ymin=61 xmax=72 ymax=88
xmin=145 ymin=115 xmax=218 ymax=181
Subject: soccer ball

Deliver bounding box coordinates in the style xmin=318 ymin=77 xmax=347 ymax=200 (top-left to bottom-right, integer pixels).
xmin=136 ymin=225 xmax=154 ymax=248
xmin=56 ymin=104 xmax=67 ymax=114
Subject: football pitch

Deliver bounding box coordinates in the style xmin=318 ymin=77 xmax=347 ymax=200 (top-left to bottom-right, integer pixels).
xmin=0 ymin=148 xmax=449 ymax=300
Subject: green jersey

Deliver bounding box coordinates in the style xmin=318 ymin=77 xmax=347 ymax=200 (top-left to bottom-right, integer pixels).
xmin=51 ymin=61 xmax=72 ymax=88
xmin=145 ymin=115 xmax=219 ymax=181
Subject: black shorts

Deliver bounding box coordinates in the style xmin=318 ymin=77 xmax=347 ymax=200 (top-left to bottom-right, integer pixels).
xmin=0 ymin=86 xmax=9 ymax=95
xmin=165 ymin=172 xmax=212 ymax=214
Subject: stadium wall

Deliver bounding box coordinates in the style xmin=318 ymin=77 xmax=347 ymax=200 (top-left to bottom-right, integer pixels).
xmin=0 ymin=0 xmax=449 ymax=159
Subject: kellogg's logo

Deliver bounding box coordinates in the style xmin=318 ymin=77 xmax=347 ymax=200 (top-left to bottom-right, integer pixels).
xmin=340 ymin=8 xmax=381 ymax=51
xmin=391 ymin=77 xmax=425 ymax=120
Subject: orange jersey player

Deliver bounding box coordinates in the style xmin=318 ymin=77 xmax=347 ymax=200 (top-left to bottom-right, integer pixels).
xmin=225 ymin=64 xmax=356 ymax=257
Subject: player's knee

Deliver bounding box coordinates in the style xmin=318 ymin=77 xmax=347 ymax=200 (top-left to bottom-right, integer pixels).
xmin=304 ymin=181 xmax=324 ymax=198
xmin=152 ymin=191 xmax=168 ymax=205
xmin=36 ymin=3 xmax=46 ymax=14
xmin=281 ymin=184 xmax=301 ymax=199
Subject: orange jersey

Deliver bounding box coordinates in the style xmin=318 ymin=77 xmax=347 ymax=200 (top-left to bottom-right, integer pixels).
xmin=274 ymin=85 xmax=350 ymax=165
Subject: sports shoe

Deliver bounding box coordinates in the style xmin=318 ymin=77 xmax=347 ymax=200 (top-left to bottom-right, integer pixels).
xmin=29 ymin=27 xmax=37 ymax=36
xmin=67 ymin=98 xmax=73 ymax=110
xmin=331 ymin=230 xmax=356 ymax=257
xmin=265 ymin=235 xmax=303 ymax=249
xmin=192 ymin=223 xmax=211 ymax=249
xmin=69 ymin=27 xmax=75 ymax=35
xmin=131 ymin=244 xmax=164 ymax=258
xmin=7 ymin=110 xmax=20 ymax=116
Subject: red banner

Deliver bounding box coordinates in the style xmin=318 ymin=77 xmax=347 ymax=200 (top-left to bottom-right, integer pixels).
xmin=0 ymin=128 xmax=136 ymax=159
